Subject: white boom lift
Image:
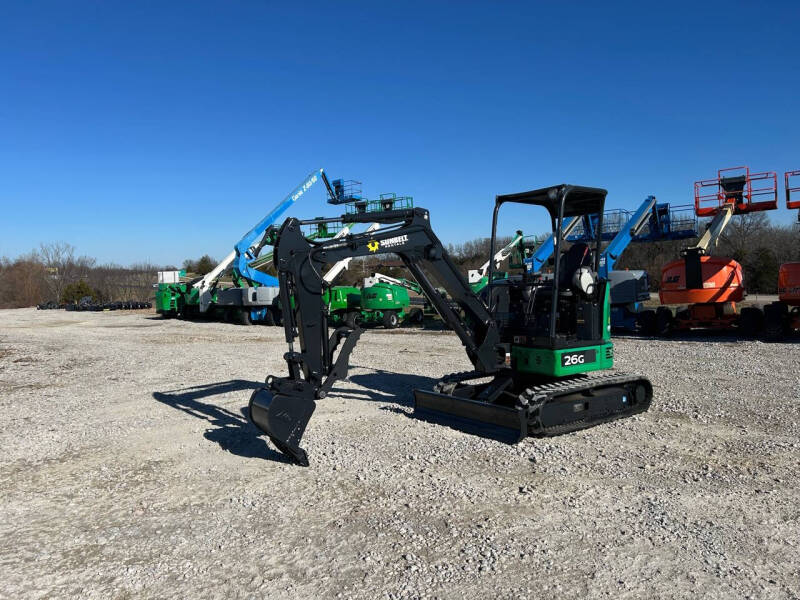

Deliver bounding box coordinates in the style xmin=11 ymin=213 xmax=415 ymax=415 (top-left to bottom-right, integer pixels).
xmin=467 ymin=230 xmax=524 ymax=284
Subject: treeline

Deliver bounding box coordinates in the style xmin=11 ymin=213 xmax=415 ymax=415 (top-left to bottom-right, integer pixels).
xmin=0 ymin=243 xmax=162 ymax=309
xmin=2 ymin=215 xmax=797 ymax=309
xmin=446 ymin=235 xmax=515 ymax=273
xmin=182 ymin=255 xmax=216 ymax=275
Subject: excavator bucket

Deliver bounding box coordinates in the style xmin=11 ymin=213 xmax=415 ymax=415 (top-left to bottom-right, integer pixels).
xmin=412 ymin=388 xmax=528 ymax=444
xmin=248 ymin=388 xmax=316 ymax=466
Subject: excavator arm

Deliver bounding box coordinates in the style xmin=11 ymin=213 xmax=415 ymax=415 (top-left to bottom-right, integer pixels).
xmin=249 ymin=207 xmax=505 ymax=465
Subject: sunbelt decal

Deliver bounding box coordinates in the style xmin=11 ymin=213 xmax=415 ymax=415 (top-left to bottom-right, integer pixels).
xmin=367 ymin=234 xmax=408 ymax=253
xmin=380 ymin=234 xmax=408 ymax=249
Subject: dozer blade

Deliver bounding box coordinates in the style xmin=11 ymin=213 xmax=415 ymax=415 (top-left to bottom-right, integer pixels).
xmin=248 ymin=388 xmax=316 ymax=466
xmin=413 ymin=389 xmax=528 ymax=444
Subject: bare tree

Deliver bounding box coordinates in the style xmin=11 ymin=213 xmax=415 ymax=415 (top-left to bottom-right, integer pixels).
xmin=0 ymin=254 xmax=49 ymax=308
xmin=718 ymin=212 xmax=770 ymax=261
xmin=37 ymin=242 xmax=96 ymax=302
xmin=38 ymin=242 xmax=74 ymax=301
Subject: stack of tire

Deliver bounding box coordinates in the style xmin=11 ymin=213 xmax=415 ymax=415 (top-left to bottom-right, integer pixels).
xmin=63 ymin=296 xmax=153 ymax=311
xmin=36 ymin=301 xmax=63 ymax=310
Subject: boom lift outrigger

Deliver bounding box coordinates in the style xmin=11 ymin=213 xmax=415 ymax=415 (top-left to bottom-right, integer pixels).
xmin=249 ymin=185 xmax=653 ymax=465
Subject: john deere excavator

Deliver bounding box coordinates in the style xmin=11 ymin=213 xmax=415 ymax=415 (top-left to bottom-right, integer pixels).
xmin=249 ymin=184 xmax=653 ymax=465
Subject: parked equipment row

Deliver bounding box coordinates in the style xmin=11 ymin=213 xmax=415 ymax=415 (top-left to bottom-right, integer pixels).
xmin=154 ymin=165 xmax=799 ymax=341
xmin=656 ymin=166 xmax=799 ymax=340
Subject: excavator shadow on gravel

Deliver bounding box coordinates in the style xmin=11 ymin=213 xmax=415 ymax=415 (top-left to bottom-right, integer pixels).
xmin=248 ymin=184 xmax=653 ymax=465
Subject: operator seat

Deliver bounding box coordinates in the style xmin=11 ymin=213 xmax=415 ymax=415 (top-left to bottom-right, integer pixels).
xmin=559 ymin=243 xmax=592 ymax=285
xmin=559 ymin=242 xmax=597 ymax=297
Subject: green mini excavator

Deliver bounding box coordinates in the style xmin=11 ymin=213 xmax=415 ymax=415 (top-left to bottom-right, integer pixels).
xmin=249 ymin=184 xmax=653 ymax=465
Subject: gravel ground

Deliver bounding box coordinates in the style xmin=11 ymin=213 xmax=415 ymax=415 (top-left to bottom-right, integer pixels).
xmin=1 ymin=307 xmax=798 ymax=599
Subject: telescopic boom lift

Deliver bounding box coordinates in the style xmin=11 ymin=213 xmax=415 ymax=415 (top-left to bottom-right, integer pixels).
xmin=762 ymin=171 xmax=800 ymax=340
xmin=210 ymin=170 xmax=366 ymax=322
xmin=576 ymin=196 xmax=697 ymax=332
xmin=659 ymin=166 xmax=778 ymax=333
xmin=155 ymin=169 xmax=373 ymax=323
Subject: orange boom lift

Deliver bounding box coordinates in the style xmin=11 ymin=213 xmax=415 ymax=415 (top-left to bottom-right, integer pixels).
xmin=762 ymin=170 xmax=800 ymax=340
xmin=659 ymin=166 xmax=778 ymax=334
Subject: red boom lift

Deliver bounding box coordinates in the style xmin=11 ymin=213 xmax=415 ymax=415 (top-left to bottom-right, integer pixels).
xmin=659 ymin=166 xmax=778 ymax=334
xmin=762 ymin=170 xmax=800 ymax=340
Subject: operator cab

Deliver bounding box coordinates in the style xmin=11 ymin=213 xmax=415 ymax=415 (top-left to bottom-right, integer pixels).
xmin=485 ymin=185 xmax=608 ymax=349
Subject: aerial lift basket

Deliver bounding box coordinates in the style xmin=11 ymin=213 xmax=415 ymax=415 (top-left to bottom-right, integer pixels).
xmin=786 ymin=170 xmax=800 ymax=211
xmin=694 ymin=166 xmax=777 ymax=217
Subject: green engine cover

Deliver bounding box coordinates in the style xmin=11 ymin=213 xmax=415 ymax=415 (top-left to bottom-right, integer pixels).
xmin=324 ymin=286 xmax=362 ymax=313
xmin=512 ymin=283 xmax=614 ymax=377
xmin=361 ymin=283 xmax=410 ymax=311
xmin=512 ymin=343 xmax=614 ymax=377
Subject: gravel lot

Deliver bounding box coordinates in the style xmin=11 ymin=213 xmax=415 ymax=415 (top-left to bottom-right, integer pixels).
xmin=1 ymin=308 xmax=799 ymax=599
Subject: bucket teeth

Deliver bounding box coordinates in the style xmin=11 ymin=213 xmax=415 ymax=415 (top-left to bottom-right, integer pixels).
xmin=248 ymin=388 xmax=315 ymax=466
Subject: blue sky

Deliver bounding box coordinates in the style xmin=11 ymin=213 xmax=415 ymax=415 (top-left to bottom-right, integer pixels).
xmin=1 ymin=1 xmax=798 ymax=266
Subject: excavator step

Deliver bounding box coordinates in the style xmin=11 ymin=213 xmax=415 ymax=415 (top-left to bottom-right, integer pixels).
xmin=413 ymin=372 xmax=652 ymax=443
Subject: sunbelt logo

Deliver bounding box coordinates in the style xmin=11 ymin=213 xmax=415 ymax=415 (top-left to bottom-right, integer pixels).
xmin=380 ymin=234 xmax=409 ymax=249
xmin=367 ymin=234 xmax=408 ymax=253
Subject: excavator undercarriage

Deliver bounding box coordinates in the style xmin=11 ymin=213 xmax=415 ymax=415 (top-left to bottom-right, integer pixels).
xmin=416 ymin=370 xmax=651 ymax=443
